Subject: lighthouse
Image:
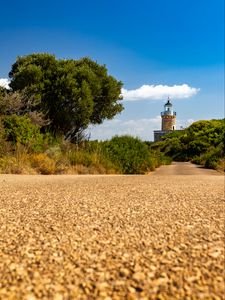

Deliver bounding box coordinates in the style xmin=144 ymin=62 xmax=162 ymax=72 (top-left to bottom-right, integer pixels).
xmin=154 ymin=98 xmax=177 ymax=142
xmin=161 ymin=99 xmax=176 ymax=131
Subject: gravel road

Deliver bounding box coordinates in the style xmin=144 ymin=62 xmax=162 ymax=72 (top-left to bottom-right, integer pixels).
xmin=0 ymin=163 xmax=224 ymax=299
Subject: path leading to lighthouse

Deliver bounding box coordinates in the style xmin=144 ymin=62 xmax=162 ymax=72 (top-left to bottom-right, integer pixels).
xmin=0 ymin=167 xmax=224 ymax=299
xmin=152 ymin=161 xmax=221 ymax=175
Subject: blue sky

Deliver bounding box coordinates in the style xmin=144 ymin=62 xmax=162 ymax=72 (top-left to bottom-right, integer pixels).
xmin=0 ymin=0 xmax=224 ymax=140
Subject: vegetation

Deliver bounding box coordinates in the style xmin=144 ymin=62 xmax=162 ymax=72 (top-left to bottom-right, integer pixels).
xmin=0 ymin=125 xmax=167 ymax=174
xmin=1 ymin=53 xmax=222 ymax=174
xmin=9 ymin=54 xmax=123 ymax=142
xmin=0 ymin=53 xmax=169 ymax=174
xmin=151 ymin=119 xmax=225 ymax=171
xmin=102 ymin=135 xmax=171 ymax=174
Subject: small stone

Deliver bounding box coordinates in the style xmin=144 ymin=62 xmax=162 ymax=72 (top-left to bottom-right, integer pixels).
xmin=119 ymin=268 xmax=130 ymax=277
xmin=209 ymin=251 xmax=221 ymax=258
xmin=97 ymin=282 xmax=109 ymax=290
xmin=133 ymin=272 xmax=146 ymax=281
xmin=128 ymin=286 xmax=136 ymax=293
xmin=25 ymin=294 xmax=36 ymax=300
xmin=54 ymin=294 xmax=63 ymax=300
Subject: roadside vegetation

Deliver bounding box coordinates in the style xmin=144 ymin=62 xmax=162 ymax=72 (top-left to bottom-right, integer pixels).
xmin=1 ymin=53 xmax=222 ymax=174
xmin=0 ymin=118 xmax=168 ymax=174
xmin=151 ymin=119 xmax=225 ymax=171
xmin=0 ymin=53 xmax=169 ymax=174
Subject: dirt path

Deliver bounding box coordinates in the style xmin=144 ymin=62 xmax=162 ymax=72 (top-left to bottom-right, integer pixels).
xmin=0 ymin=169 xmax=224 ymax=299
xmin=152 ymin=161 xmax=222 ymax=175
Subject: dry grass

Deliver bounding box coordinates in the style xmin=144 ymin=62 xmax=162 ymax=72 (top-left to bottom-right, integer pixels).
xmin=30 ymin=153 xmax=56 ymax=175
xmin=0 ymin=146 xmax=118 ymax=175
xmin=216 ymin=158 xmax=225 ymax=172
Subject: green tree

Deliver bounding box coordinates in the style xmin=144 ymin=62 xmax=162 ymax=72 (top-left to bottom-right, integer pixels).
xmin=9 ymin=54 xmax=123 ymax=142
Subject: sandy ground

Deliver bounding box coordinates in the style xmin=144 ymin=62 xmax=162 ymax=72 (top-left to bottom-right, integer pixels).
xmin=0 ymin=163 xmax=224 ymax=299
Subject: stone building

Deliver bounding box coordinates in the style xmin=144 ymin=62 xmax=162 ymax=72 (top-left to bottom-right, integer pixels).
xmin=154 ymin=99 xmax=176 ymax=142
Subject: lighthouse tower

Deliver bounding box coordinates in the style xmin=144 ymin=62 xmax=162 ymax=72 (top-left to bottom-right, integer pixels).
xmin=161 ymin=98 xmax=176 ymax=131
xmin=153 ymin=98 xmax=177 ymax=142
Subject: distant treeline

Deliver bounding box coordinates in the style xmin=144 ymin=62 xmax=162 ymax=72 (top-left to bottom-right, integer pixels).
xmin=151 ymin=119 xmax=225 ymax=171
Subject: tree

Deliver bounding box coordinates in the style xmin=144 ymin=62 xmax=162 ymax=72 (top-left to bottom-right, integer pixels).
xmin=9 ymin=54 xmax=123 ymax=142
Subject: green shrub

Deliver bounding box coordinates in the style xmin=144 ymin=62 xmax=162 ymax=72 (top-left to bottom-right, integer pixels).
xmin=68 ymin=150 xmax=95 ymax=167
xmin=0 ymin=119 xmax=12 ymax=157
xmin=205 ymin=158 xmax=218 ymax=169
xmin=3 ymin=115 xmax=44 ymax=152
xmin=45 ymin=145 xmax=62 ymax=159
xmin=103 ymin=135 xmax=153 ymax=174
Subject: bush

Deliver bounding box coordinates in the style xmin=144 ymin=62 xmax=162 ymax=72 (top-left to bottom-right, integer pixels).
xmin=3 ymin=115 xmax=44 ymax=152
xmin=30 ymin=153 xmax=56 ymax=174
xmin=0 ymin=119 xmax=12 ymax=157
xmin=103 ymin=135 xmax=153 ymax=174
xmin=0 ymin=145 xmax=34 ymax=174
xmin=68 ymin=151 xmax=95 ymax=167
xmin=0 ymin=156 xmax=25 ymax=174
xmin=216 ymin=159 xmax=225 ymax=172
xmin=205 ymin=158 xmax=218 ymax=169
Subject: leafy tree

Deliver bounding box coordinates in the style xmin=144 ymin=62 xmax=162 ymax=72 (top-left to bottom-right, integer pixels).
xmin=9 ymin=54 xmax=123 ymax=141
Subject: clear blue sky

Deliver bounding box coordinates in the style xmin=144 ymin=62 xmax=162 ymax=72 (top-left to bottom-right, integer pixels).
xmin=0 ymin=0 xmax=224 ymax=140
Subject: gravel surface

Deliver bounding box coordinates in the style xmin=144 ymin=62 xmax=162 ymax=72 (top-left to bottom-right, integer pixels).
xmin=0 ymin=164 xmax=224 ymax=299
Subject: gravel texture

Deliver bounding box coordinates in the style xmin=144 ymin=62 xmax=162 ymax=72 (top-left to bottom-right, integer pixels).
xmin=0 ymin=163 xmax=224 ymax=299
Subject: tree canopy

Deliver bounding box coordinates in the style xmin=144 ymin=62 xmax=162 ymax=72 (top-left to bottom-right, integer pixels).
xmin=9 ymin=54 xmax=123 ymax=141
